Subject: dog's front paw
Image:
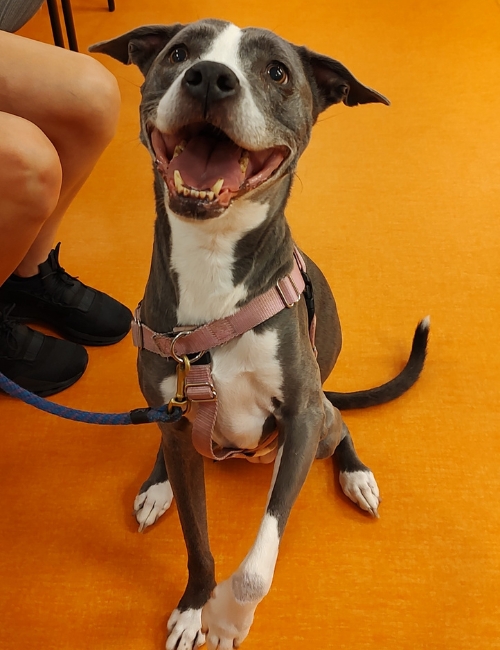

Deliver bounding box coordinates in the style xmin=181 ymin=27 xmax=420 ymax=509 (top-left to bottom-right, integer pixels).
xmin=166 ymin=608 xmax=205 ymax=650
xmin=201 ymin=579 xmax=255 ymax=650
xmin=339 ymin=469 xmax=381 ymax=517
xmin=134 ymin=481 xmax=173 ymax=532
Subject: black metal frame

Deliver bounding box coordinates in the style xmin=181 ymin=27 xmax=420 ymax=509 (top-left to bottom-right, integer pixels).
xmin=46 ymin=0 xmax=115 ymax=52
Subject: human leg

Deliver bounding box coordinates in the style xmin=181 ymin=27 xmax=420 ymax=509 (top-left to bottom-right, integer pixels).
xmin=0 ymin=30 xmax=121 ymax=275
xmin=0 ymin=32 xmax=130 ymax=392
xmin=0 ymin=31 xmax=131 ymax=346
xmin=0 ymin=112 xmax=61 ymax=287
xmin=0 ymin=110 xmax=89 ymax=395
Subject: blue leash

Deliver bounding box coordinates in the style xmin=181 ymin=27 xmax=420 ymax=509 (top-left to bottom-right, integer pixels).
xmin=0 ymin=371 xmax=183 ymax=425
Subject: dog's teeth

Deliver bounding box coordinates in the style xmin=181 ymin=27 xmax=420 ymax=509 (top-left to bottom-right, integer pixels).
xmin=173 ymin=171 xmax=209 ymax=200
xmin=207 ymin=191 xmax=215 ymax=201
xmin=239 ymin=151 xmax=249 ymax=173
xmin=172 ymin=140 xmax=187 ymax=158
xmin=211 ymin=178 xmax=224 ymax=197
xmin=174 ymin=170 xmax=184 ymax=193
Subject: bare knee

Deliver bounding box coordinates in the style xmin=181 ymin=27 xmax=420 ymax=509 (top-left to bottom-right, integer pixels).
xmin=0 ymin=115 xmax=62 ymax=224
xmin=62 ymin=55 xmax=121 ymax=148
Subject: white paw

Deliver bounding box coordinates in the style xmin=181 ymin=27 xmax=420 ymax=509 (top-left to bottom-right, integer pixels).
xmin=134 ymin=481 xmax=173 ymax=532
xmin=339 ymin=470 xmax=381 ymax=517
xmin=201 ymin=579 xmax=255 ymax=650
xmin=167 ymin=608 xmax=204 ymax=650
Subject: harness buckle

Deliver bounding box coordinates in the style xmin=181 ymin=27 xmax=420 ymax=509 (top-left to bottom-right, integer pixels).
xmin=185 ymin=381 xmax=217 ymax=402
xmin=131 ymin=317 xmax=144 ymax=349
xmin=276 ymin=274 xmax=301 ymax=308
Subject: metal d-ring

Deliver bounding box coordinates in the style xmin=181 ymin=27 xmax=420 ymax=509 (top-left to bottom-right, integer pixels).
xmin=170 ymin=330 xmax=206 ymax=364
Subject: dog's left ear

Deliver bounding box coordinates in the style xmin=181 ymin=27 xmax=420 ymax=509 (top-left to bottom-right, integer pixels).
xmin=297 ymin=47 xmax=390 ymax=117
xmin=89 ymin=24 xmax=185 ymax=76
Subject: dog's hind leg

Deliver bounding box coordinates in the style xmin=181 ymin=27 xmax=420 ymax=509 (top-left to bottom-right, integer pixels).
xmin=134 ymin=443 xmax=174 ymax=532
xmin=315 ymin=395 xmax=343 ymax=459
xmin=314 ymin=397 xmax=380 ymax=516
xmin=335 ymin=423 xmax=381 ymax=517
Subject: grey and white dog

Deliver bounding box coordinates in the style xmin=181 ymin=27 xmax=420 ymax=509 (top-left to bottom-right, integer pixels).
xmin=90 ymin=20 xmax=428 ymax=650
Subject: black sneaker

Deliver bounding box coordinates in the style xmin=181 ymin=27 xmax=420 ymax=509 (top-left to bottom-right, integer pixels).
xmin=0 ymin=243 xmax=132 ymax=346
xmin=0 ymin=304 xmax=88 ymax=397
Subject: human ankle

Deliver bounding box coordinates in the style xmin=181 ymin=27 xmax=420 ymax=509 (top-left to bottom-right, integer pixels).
xmin=15 ymin=253 xmax=49 ymax=278
xmin=14 ymin=265 xmax=41 ymax=278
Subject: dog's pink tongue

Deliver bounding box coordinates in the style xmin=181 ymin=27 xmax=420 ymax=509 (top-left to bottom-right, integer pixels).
xmin=169 ymin=135 xmax=244 ymax=191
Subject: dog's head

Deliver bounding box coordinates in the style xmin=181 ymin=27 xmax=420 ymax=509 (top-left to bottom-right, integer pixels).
xmin=90 ymin=19 xmax=388 ymax=220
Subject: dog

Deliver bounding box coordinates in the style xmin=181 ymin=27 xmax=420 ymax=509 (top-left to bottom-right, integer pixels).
xmin=90 ymin=20 xmax=428 ymax=650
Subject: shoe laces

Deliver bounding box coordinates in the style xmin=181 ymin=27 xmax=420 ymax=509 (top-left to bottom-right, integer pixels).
xmin=40 ymin=243 xmax=80 ymax=304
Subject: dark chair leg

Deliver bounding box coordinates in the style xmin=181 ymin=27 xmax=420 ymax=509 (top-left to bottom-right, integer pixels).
xmin=108 ymin=0 xmax=115 ymax=11
xmin=46 ymin=0 xmax=65 ymax=48
xmin=61 ymin=0 xmax=78 ymax=51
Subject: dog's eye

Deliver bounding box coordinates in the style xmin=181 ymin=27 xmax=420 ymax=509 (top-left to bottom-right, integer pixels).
xmin=266 ymin=62 xmax=289 ymax=84
xmin=169 ymin=46 xmax=188 ymax=64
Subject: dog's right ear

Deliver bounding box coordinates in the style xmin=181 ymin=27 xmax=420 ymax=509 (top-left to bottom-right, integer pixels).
xmin=89 ymin=24 xmax=185 ymax=76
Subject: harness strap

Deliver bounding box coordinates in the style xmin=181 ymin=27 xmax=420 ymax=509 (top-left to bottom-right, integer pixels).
xmin=132 ymin=248 xmax=315 ymax=462
xmin=185 ymin=364 xmax=219 ymax=458
xmin=184 ymin=363 xmax=279 ymax=461
xmin=132 ymin=250 xmax=306 ymax=358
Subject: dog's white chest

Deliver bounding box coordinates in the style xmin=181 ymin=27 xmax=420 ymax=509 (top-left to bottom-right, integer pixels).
xmin=160 ymin=200 xmax=283 ymax=451
xmin=167 ymin=200 xmax=269 ymax=325
xmin=169 ymin=224 xmax=247 ymax=325
xmin=210 ymin=328 xmax=283 ymax=449
xmin=160 ymin=326 xmax=283 ymax=452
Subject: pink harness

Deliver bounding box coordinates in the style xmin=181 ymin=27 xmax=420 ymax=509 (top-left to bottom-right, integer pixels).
xmin=131 ymin=249 xmax=316 ymax=462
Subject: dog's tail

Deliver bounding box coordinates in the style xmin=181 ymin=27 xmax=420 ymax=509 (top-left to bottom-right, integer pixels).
xmin=324 ymin=316 xmax=429 ymax=410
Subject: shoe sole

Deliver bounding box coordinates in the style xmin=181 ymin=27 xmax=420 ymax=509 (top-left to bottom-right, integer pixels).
xmin=55 ymin=324 xmax=130 ymax=346
xmin=13 ymin=315 xmax=130 ymax=347
xmin=0 ymin=368 xmax=87 ymax=398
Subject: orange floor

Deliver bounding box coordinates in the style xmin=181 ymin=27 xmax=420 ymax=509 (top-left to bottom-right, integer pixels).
xmin=1 ymin=1 xmax=499 ymax=648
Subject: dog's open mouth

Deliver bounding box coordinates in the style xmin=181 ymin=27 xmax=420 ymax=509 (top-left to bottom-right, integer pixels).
xmin=151 ymin=123 xmax=289 ymax=214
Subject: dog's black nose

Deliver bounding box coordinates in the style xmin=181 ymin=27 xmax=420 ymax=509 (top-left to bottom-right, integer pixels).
xmin=183 ymin=61 xmax=240 ymax=104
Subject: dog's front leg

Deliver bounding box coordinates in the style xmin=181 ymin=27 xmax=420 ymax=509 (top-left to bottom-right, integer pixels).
xmin=201 ymin=404 xmax=323 ymax=650
xmin=160 ymin=418 xmax=216 ymax=650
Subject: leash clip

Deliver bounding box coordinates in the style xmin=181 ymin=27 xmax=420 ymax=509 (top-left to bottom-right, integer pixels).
xmin=167 ymin=355 xmax=191 ymax=414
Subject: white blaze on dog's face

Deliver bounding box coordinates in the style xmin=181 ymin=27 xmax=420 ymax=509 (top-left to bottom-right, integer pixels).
xmin=142 ymin=20 xmax=315 ymax=220
xmin=154 ymin=24 xmax=269 ymax=149
xmin=90 ymin=19 xmax=389 ymax=221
